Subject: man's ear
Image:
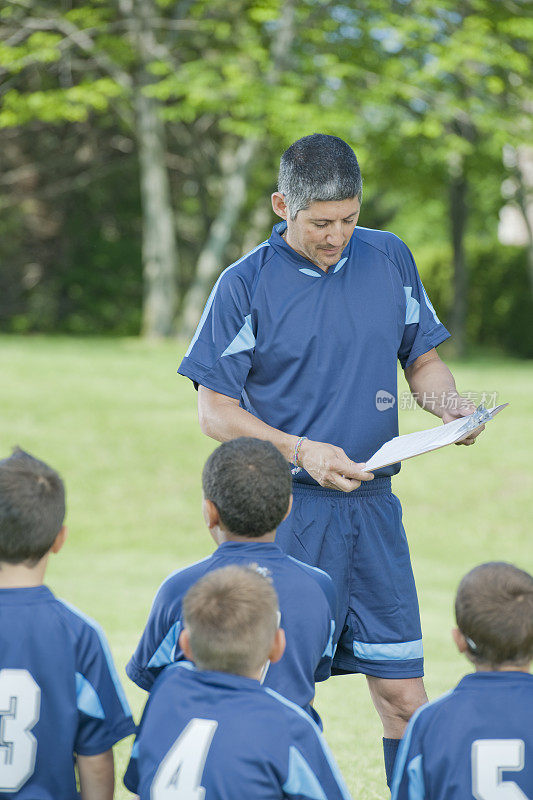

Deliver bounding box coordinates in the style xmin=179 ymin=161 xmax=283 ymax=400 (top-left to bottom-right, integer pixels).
xmin=452 ymin=627 xmax=468 ymax=654
xmin=179 ymin=628 xmax=194 ymax=662
xmin=282 ymin=494 xmax=293 ymax=523
xmin=271 ymin=192 xmax=288 ymax=220
xmin=269 ymin=628 xmax=286 ymax=665
xmin=50 ymin=525 xmax=67 ymax=555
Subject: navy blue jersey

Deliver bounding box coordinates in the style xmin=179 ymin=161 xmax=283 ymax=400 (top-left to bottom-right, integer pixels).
xmin=0 ymin=585 xmax=135 ymax=800
xmin=124 ymin=662 xmax=352 ymax=800
xmin=391 ymin=671 xmax=533 ymax=800
xmin=178 ymin=223 xmax=450 ymax=482
xmin=126 ymin=542 xmax=337 ymax=715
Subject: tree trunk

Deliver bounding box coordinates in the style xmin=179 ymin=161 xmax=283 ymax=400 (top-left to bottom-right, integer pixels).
xmin=179 ymin=138 xmax=258 ymax=338
xmin=449 ymin=156 xmax=468 ymax=357
xmin=179 ymin=0 xmax=295 ymax=337
xmin=127 ymin=0 xmax=178 ymax=338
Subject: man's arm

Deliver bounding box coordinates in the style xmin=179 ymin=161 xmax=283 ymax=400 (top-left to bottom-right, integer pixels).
xmin=404 ymin=348 xmax=484 ymax=445
xmin=77 ymin=750 xmax=114 ymax=800
xmin=198 ymin=386 xmax=373 ymax=492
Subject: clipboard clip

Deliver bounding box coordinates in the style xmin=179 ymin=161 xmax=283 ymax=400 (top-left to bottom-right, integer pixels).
xmin=462 ymin=403 xmax=492 ymax=432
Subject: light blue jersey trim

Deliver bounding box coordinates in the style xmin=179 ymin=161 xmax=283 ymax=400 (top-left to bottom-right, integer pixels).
xmin=299 ymin=268 xmax=322 ymax=277
xmin=265 ymin=689 xmax=352 ymax=800
xmin=221 ymin=314 xmax=255 ymax=357
xmin=185 ymin=241 xmax=270 ymax=356
xmin=131 ymin=741 xmax=139 ymax=758
xmin=353 ymin=639 xmax=423 ymax=661
xmin=59 ymin=599 xmax=132 ymax=717
xmin=333 ymin=257 xmax=348 ymax=273
xmin=286 ymin=556 xmax=331 ymax=582
xmin=283 ymin=746 xmax=327 ymax=800
xmin=404 ymin=287 xmax=420 ymax=324
xmin=322 ymin=620 xmax=336 ymax=659
xmin=76 ymin=672 xmax=105 ymax=719
xmin=422 ymin=286 xmax=441 ymax=324
xmin=147 ymin=622 xmax=181 ymax=669
xmin=406 ymin=754 xmax=425 ymax=800
xmin=390 ymin=690 xmax=454 ymax=799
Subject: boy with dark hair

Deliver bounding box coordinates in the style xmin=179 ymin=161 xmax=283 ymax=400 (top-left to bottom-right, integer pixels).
xmin=124 ymin=566 xmax=352 ymax=800
xmin=127 ymin=437 xmax=337 ymax=721
xmin=0 ymin=448 xmax=135 ymax=800
xmin=391 ymin=562 xmax=533 ymax=799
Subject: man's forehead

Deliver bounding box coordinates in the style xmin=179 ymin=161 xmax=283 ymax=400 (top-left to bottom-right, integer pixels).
xmin=304 ymin=197 xmax=361 ymax=220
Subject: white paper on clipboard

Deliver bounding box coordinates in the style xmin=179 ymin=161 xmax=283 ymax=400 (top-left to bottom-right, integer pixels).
xmin=363 ymin=403 xmax=508 ymax=473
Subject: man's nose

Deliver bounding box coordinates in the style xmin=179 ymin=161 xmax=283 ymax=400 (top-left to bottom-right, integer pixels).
xmin=326 ymin=223 xmax=344 ymax=245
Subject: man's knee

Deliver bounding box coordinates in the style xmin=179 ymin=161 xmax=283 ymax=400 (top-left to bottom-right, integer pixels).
xmin=367 ymin=676 xmax=427 ymax=725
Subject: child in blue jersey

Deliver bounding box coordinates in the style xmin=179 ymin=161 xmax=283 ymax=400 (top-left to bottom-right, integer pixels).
xmin=0 ymin=448 xmax=135 ymax=800
xmin=127 ymin=437 xmax=337 ymax=721
xmin=391 ymin=562 xmax=533 ymax=800
xmin=124 ymin=565 xmax=352 ymax=800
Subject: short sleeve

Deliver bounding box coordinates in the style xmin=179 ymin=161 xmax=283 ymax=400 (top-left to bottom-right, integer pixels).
xmin=390 ymin=707 xmax=426 ymax=800
xmin=178 ymin=268 xmax=256 ymax=399
xmin=126 ymin=578 xmax=184 ymax=692
xmin=312 ymin=573 xmax=339 ymax=683
xmin=73 ymin=620 xmax=135 ymax=756
xmin=395 ymin=242 xmax=450 ymax=369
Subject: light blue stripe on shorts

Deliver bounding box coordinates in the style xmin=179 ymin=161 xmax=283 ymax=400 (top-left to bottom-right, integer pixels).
xmin=353 ymin=639 xmax=423 ymax=661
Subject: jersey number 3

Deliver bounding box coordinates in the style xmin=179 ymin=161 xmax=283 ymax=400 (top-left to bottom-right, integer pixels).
xmin=151 ymin=718 xmax=218 ymax=800
xmin=0 ymin=669 xmax=41 ymax=791
xmin=472 ymin=739 xmax=529 ymax=800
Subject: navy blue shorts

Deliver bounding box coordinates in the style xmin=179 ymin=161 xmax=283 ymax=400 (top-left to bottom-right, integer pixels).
xmin=276 ymin=478 xmax=423 ymax=679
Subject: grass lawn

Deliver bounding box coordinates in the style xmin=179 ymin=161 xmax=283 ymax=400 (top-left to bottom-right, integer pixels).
xmin=1 ymin=335 xmax=531 ymax=799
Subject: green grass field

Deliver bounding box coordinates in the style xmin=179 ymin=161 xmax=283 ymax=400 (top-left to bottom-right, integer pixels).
xmin=1 ymin=335 xmax=531 ymax=799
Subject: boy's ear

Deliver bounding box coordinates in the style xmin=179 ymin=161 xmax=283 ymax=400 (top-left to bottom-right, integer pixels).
xmin=202 ymin=498 xmax=220 ymax=530
xmin=452 ymin=627 xmax=468 ymax=654
xmin=282 ymin=494 xmax=293 ymax=523
xmin=50 ymin=525 xmax=67 ymax=555
xmin=269 ymin=627 xmax=286 ymax=665
xmin=179 ymin=628 xmax=194 ymax=662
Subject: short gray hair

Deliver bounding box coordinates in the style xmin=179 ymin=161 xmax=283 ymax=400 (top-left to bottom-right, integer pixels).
xmin=278 ymin=133 xmax=363 ymax=219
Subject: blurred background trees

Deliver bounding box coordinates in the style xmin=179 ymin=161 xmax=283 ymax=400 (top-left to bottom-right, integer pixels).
xmin=1 ymin=0 xmax=532 ymax=355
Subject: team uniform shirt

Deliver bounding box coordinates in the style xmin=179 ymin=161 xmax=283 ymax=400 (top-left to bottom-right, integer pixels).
xmin=124 ymin=662 xmax=352 ymax=800
xmin=0 ymin=585 xmax=135 ymax=800
xmin=126 ymin=542 xmax=337 ymax=718
xmin=178 ymin=222 xmax=450 ymax=483
xmin=391 ymin=671 xmax=533 ymax=800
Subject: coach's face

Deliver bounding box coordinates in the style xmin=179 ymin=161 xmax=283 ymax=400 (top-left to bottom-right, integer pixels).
xmin=272 ymin=194 xmax=360 ymax=271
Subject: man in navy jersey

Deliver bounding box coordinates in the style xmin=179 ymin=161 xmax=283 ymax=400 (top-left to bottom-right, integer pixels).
xmin=0 ymin=448 xmax=135 ymax=800
xmin=391 ymin=562 xmax=533 ymax=799
xmin=127 ymin=437 xmax=337 ymax=722
xmin=125 ymin=565 xmax=352 ymax=800
xmin=178 ymin=133 xmax=484 ymax=785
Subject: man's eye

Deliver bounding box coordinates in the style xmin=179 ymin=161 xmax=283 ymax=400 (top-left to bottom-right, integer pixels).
xmin=314 ymin=223 xmax=328 ymax=228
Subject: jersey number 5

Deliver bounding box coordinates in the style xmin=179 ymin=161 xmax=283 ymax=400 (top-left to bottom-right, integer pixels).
xmin=472 ymin=739 xmax=529 ymax=800
xmin=151 ymin=718 xmax=218 ymax=800
xmin=0 ymin=669 xmax=41 ymax=792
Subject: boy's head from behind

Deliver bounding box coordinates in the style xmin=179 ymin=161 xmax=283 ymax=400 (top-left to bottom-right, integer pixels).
xmin=454 ymin=562 xmax=533 ymax=669
xmin=202 ymin=438 xmax=292 ymax=539
xmin=0 ymin=448 xmax=65 ymax=566
xmin=180 ymin=565 xmax=285 ymax=679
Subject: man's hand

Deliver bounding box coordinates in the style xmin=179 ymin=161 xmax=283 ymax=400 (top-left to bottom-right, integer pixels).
xmin=442 ymin=396 xmax=485 ymax=446
xmin=298 ymin=439 xmax=374 ymax=492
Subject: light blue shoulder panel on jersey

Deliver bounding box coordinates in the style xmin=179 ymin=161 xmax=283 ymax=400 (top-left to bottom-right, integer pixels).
xmin=146 ymin=621 xmax=181 ymax=668
xmin=390 ymin=690 xmax=453 ymax=800
xmin=283 ymin=746 xmax=328 ymax=800
xmin=59 ymin=598 xmax=132 ymax=717
xmin=265 ymin=688 xmax=352 ymax=800
xmin=75 ymin=672 xmax=105 ymax=719
xmin=185 ymin=241 xmax=269 ymax=357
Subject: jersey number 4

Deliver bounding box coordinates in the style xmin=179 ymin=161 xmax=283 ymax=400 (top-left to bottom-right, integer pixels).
xmin=151 ymin=718 xmax=218 ymax=800
xmin=0 ymin=669 xmax=41 ymax=792
xmin=472 ymin=739 xmax=529 ymax=800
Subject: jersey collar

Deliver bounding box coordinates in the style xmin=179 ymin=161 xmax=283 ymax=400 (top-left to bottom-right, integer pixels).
xmin=176 ymin=663 xmax=264 ymax=693
xmin=216 ymin=541 xmax=284 ymax=558
xmin=0 ymin=584 xmax=54 ymax=603
xmin=268 ymin=221 xmax=352 ymax=276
